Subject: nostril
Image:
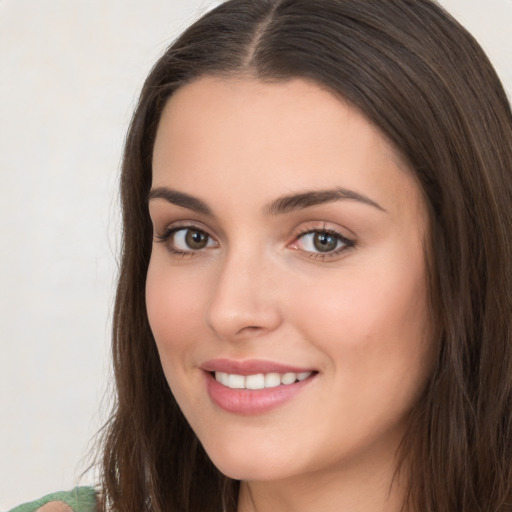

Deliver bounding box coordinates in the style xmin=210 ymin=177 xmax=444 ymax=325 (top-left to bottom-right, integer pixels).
xmin=235 ymin=325 xmax=264 ymax=336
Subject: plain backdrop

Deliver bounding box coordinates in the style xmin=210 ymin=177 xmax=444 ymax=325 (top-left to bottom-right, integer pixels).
xmin=0 ymin=0 xmax=510 ymax=509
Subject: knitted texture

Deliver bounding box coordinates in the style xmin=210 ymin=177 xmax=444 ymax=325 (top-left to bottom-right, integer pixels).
xmin=8 ymin=487 xmax=97 ymax=512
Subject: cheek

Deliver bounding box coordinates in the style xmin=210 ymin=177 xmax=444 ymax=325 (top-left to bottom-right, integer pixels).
xmin=301 ymin=268 xmax=425 ymax=337
xmin=292 ymin=250 xmax=432 ymax=391
xmin=145 ymin=259 xmax=207 ymax=358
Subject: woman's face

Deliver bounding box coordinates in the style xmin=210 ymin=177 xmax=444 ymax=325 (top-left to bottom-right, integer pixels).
xmin=147 ymin=76 xmax=433 ymax=483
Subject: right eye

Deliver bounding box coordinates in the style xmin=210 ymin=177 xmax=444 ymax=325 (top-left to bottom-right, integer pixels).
xmin=155 ymin=227 xmax=218 ymax=254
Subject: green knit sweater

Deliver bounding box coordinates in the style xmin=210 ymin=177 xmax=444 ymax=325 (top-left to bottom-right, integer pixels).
xmin=8 ymin=487 xmax=97 ymax=512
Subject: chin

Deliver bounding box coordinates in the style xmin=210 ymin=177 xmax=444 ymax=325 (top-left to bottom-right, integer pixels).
xmin=203 ymin=439 xmax=299 ymax=482
xmin=214 ymin=460 xmax=292 ymax=482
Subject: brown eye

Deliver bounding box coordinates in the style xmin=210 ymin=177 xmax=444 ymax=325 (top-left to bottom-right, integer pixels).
xmin=157 ymin=227 xmax=217 ymax=253
xmin=292 ymin=229 xmax=354 ymax=258
xmin=313 ymin=232 xmax=339 ymax=253
xmin=184 ymin=229 xmax=210 ymax=250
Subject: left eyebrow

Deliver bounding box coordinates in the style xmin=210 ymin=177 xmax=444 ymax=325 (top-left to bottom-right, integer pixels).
xmin=265 ymin=188 xmax=387 ymax=215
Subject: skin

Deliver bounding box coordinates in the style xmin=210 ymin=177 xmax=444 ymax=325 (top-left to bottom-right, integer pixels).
xmin=147 ymin=76 xmax=433 ymax=512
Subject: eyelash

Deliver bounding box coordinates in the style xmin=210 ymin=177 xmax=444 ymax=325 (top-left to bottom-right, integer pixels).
xmin=292 ymin=227 xmax=355 ymax=260
xmin=154 ymin=225 xmax=217 ymax=257
xmin=154 ymin=225 xmax=355 ymax=260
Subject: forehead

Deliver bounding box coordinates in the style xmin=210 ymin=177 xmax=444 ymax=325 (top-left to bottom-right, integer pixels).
xmin=152 ymin=76 xmax=423 ymax=218
xmin=154 ymin=76 xmax=396 ymax=159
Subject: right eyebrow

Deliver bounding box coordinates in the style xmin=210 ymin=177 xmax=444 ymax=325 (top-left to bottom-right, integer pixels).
xmin=148 ymin=186 xmax=212 ymax=216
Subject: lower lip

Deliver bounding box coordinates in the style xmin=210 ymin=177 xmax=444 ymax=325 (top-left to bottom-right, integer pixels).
xmin=205 ymin=372 xmax=315 ymax=415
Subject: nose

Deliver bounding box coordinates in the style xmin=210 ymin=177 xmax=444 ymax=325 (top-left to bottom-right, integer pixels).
xmin=205 ymin=248 xmax=283 ymax=341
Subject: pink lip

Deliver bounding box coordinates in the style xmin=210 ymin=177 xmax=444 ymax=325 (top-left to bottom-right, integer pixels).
xmin=200 ymin=359 xmax=317 ymax=415
xmin=200 ymin=358 xmax=314 ymax=376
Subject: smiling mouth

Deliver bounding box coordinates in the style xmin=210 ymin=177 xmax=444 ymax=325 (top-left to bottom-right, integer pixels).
xmin=211 ymin=371 xmax=315 ymax=390
xmin=204 ymin=365 xmax=318 ymax=414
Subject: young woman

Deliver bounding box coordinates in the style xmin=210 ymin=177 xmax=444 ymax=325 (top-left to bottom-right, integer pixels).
xmin=13 ymin=0 xmax=512 ymax=511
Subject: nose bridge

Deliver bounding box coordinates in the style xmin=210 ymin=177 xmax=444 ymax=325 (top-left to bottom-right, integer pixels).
xmin=205 ymin=242 xmax=282 ymax=340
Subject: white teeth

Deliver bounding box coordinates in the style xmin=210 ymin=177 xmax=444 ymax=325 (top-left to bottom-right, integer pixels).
xmin=265 ymin=372 xmax=281 ymax=388
xmin=214 ymin=370 xmax=313 ymax=389
xmin=215 ymin=372 xmax=229 ymax=386
xmin=281 ymin=372 xmax=297 ymax=385
xmin=245 ymin=373 xmax=265 ymax=390
xmin=228 ymin=374 xmax=245 ymax=389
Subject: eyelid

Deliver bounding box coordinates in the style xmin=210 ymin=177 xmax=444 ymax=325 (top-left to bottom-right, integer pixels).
xmin=153 ymin=219 xmax=355 ymax=260
xmin=154 ymin=218 xmax=214 ymax=239
xmin=154 ymin=222 xmax=219 ymax=256
xmin=288 ymin=223 xmax=356 ymax=260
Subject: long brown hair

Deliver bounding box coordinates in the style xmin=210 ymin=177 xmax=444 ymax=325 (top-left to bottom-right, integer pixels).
xmin=97 ymin=1 xmax=512 ymax=511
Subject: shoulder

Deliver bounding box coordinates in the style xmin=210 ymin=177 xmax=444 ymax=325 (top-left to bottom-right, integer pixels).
xmin=8 ymin=487 xmax=97 ymax=512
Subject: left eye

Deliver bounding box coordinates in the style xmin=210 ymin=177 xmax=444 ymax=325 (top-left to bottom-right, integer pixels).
xmin=294 ymin=230 xmax=351 ymax=254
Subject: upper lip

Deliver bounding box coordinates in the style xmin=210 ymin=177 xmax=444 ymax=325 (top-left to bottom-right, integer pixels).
xmin=200 ymin=358 xmax=316 ymax=375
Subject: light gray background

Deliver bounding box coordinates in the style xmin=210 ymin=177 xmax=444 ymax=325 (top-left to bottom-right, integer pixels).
xmin=0 ymin=1 xmax=510 ymax=509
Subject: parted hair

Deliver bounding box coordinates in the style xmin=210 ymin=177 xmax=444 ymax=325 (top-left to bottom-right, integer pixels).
xmin=97 ymin=1 xmax=512 ymax=511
